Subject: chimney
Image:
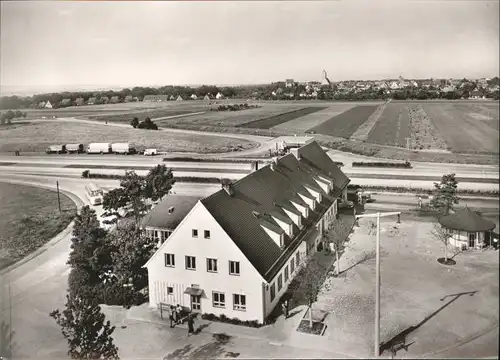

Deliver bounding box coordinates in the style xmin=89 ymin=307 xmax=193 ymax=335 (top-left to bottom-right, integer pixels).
xmin=168 ymin=206 xmax=174 ymax=214
xmin=221 ymin=178 xmax=234 ymax=196
xmin=290 ymin=148 xmax=301 ymax=160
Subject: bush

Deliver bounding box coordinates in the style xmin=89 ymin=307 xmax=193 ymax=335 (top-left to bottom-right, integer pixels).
xmin=347 ymin=184 xmax=499 ymax=197
xmin=200 ymin=313 xmax=262 ymax=328
xmin=82 ymin=171 xmax=232 ymax=184
xmin=163 ymin=157 xmax=257 ymax=163
xmin=81 ymin=170 xmax=90 ymax=178
xmin=352 ymin=160 xmax=412 ymax=168
xmin=130 ymin=117 xmax=139 ymax=128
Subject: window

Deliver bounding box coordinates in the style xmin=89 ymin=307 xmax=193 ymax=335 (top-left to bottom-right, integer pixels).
xmin=204 ymin=230 xmax=211 ymax=239
xmin=164 ymin=253 xmax=175 ymax=267
xmin=213 ymin=291 xmax=225 ymax=308
xmin=192 ymin=229 xmax=198 ymax=238
xmin=229 ymin=261 xmax=240 ymax=275
xmin=277 ymin=274 xmax=283 ymax=291
xmin=154 ymin=230 xmax=158 ymax=239
xmin=296 ymin=252 xmax=300 ymax=266
xmin=270 ymin=283 xmax=276 ymax=302
xmin=233 ymin=294 xmax=246 ymax=311
xmin=207 ymin=258 xmax=218 ymax=272
xmin=167 ymin=286 xmax=173 ymax=295
xmin=185 ymin=256 xmax=196 ymax=270
xmin=290 ymin=258 xmax=295 ymax=273
xmin=284 ymin=265 xmax=289 ymax=282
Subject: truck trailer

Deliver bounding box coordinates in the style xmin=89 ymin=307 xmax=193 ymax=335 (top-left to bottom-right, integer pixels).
xmin=87 ymin=143 xmax=111 ymax=154
xmin=66 ymin=143 xmax=84 ymax=154
xmin=45 ymin=145 xmax=66 ymax=154
xmin=111 ymin=143 xmax=136 ymax=155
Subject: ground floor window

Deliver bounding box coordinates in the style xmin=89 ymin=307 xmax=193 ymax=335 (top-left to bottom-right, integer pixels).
xmin=213 ymin=291 xmax=225 ymax=308
xmin=270 ymin=283 xmax=276 ymax=302
xmin=233 ymin=294 xmax=246 ymax=311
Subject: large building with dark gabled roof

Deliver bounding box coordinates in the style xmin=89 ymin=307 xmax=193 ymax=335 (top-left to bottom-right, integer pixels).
xmin=144 ymin=141 xmax=350 ymax=323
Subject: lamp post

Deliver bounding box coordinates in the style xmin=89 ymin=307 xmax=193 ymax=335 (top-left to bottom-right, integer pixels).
xmin=355 ymin=211 xmax=401 ymax=357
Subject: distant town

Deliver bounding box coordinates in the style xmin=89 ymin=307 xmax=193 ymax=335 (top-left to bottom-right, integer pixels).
xmin=1 ymin=73 xmax=499 ymax=111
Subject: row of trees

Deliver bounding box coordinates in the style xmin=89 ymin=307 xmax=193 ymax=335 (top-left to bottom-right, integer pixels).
xmin=0 ymin=109 xmax=27 ymax=124
xmin=50 ymin=165 xmax=175 ymax=359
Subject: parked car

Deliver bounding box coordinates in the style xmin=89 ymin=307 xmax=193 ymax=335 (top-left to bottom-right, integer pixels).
xmin=144 ymin=148 xmax=158 ymax=156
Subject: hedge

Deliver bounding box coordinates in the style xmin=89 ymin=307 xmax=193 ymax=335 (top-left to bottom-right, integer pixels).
xmin=352 ymin=161 xmax=412 ymax=168
xmin=163 ymin=157 xmax=258 ymax=163
xmin=201 ymin=313 xmax=262 ymax=328
xmin=82 ymin=171 xmax=230 ymax=184
xmin=349 ymin=184 xmax=499 ymax=197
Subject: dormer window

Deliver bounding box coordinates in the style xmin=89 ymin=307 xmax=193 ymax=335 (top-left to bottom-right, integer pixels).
xmin=280 ymin=233 xmax=285 ymax=248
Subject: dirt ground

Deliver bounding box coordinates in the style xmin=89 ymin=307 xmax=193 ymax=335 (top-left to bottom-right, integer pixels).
xmin=316 ymin=217 xmax=499 ymax=357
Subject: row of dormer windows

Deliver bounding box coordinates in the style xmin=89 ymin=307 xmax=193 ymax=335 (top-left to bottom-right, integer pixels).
xmin=164 ymin=254 xmax=240 ymax=275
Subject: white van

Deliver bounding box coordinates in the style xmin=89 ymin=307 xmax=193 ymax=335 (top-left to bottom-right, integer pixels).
xmin=144 ymin=148 xmax=158 ymax=156
xmin=45 ymin=145 xmax=66 ymax=154
xmin=87 ymin=143 xmax=111 ymax=154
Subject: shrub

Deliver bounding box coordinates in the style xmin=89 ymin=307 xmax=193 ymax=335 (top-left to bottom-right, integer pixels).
xmin=200 ymin=313 xmax=262 ymax=328
xmin=82 ymin=171 xmax=232 ymax=184
xmin=352 ymin=161 xmax=412 ymax=168
xmin=81 ymin=170 xmax=90 ymax=178
xmin=130 ymin=117 xmax=139 ymax=128
xmin=163 ymin=157 xmax=257 ymax=163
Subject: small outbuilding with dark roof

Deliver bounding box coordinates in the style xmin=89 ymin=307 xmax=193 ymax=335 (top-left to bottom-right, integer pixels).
xmin=438 ymin=206 xmax=496 ymax=250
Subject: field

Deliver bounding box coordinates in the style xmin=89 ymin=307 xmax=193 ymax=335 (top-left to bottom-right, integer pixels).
xmin=366 ymin=103 xmax=411 ymax=147
xmin=308 ymin=105 xmax=379 ymax=138
xmin=0 ymin=121 xmax=258 ymax=154
xmin=156 ymin=103 xmax=305 ymax=127
xmin=86 ymin=104 xmax=208 ymax=122
xmin=421 ymin=103 xmax=499 ymax=154
xmin=0 ymin=182 xmax=76 ymax=269
xmin=238 ymin=106 xmax=328 ymax=129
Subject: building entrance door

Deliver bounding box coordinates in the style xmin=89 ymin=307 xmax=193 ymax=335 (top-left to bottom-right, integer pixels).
xmin=191 ymin=295 xmax=201 ymax=312
xmin=468 ymin=233 xmax=476 ymax=248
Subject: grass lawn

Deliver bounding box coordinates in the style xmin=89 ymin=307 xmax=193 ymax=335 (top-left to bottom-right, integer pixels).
xmin=313 ymin=217 xmax=499 ymax=357
xmin=0 ymin=182 xmax=77 ymax=270
xmin=0 ymin=121 xmax=258 ymax=154
xmin=237 ymin=107 xmax=328 ymax=129
xmin=366 ymin=103 xmax=411 ymax=147
xmin=309 ymin=105 xmax=379 ymax=138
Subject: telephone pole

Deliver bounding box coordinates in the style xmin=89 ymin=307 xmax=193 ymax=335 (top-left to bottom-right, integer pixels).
xmin=355 ymin=211 xmax=401 ymax=357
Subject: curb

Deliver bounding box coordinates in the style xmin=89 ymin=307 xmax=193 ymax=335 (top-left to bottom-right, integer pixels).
xmin=0 ymin=180 xmax=84 ymax=276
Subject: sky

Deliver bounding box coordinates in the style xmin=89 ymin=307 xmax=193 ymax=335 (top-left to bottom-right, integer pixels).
xmin=0 ymin=0 xmax=499 ymax=94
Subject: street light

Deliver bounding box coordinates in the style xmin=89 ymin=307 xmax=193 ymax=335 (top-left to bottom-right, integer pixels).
xmin=355 ymin=211 xmax=401 ymax=357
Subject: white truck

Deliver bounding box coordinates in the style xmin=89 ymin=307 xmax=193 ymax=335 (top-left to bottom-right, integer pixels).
xmin=144 ymin=148 xmax=158 ymax=156
xmin=111 ymin=143 xmax=136 ymax=155
xmin=87 ymin=143 xmax=111 ymax=154
xmin=66 ymin=143 xmax=84 ymax=154
xmin=45 ymin=145 xmax=66 ymax=154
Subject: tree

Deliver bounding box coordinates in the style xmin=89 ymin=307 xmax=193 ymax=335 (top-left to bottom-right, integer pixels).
xmin=102 ymin=187 xmax=130 ymax=226
xmin=119 ymin=171 xmax=149 ymax=227
xmin=143 ymin=164 xmax=175 ymax=202
xmin=430 ymin=222 xmax=452 ymax=263
xmin=323 ymin=217 xmax=352 ymax=276
xmin=50 ymin=293 xmax=119 ymax=359
xmin=130 ymin=117 xmax=139 ymax=128
xmin=430 ymin=173 xmax=460 ymax=215
xmin=107 ymin=222 xmax=157 ymax=292
xmin=294 ymin=257 xmax=330 ymax=328
xmin=67 ymin=206 xmax=113 ymax=295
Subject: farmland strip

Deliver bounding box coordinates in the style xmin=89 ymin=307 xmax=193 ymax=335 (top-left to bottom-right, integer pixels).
xmin=309 ymin=105 xmax=379 ymax=138
xmin=238 ymin=107 xmax=327 ymax=129
xmin=366 ymin=104 xmax=402 ymax=147
xmin=349 ymin=101 xmax=388 ymax=141
xmin=408 ymin=105 xmax=448 ymax=151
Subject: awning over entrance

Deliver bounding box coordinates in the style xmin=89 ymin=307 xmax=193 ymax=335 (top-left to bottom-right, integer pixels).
xmin=183 ymin=287 xmax=204 ymax=296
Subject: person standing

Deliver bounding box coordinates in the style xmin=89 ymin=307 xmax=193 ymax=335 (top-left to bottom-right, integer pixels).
xmin=281 ymin=302 xmax=287 ymax=318
xmin=171 ymin=306 xmax=177 ymax=328
xmin=176 ymin=304 xmax=182 ymax=324
xmin=284 ymin=299 xmax=289 ymax=318
xmin=187 ymin=314 xmax=195 ymax=337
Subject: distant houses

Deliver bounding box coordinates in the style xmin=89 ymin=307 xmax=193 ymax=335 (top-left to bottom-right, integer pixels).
xmin=45 ymin=101 xmax=53 ymax=109
xmin=87 ymin=97 xmax=96 ymax=105
xmin=190 ymin=94 xmax=198 ymax=100
xmin=60 ymin=98 xmax=71 ymax=107
xmin=176 ymin=95 xmax=184 ymax=101
xmin=469 ymin=89 xmax=484 ymax=99
xmin=110 ymin=96 xmax=120 ymax=104
xmin=75 ymin=98 xmax=84 ymax=106
xmin=144 ymin=95 xmax=170 ymax=102
xmin=215 ymin=92 xmax=224 ymax=100
xmin=285 ymin=79 xmax=295 ymax=88
xmin=169 ymin=95 xmax=176 ymax=101
xmin=124 ymin=95 xmax=134 ymax=102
